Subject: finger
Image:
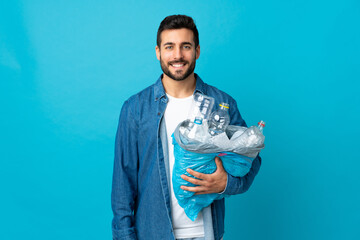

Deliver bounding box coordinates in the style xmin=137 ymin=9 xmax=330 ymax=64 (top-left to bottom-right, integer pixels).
xmin=215 ymin=157 xmax=224 ymax=172
xmin=194 ymin=191 xmax=210 ymax=195
xmin=215 ymin=156 xmax=223 ymax=167
xmin=186 ymin=168 xmax=208 ymax=180
xmin=181 ymin=174 xmax=204 ymax=186
xmin=180 ymin=185 xmax=206 ymax=193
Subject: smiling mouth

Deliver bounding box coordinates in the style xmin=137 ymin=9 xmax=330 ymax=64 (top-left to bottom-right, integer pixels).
xmin=170 ymin=62 xmax=186 ymax=69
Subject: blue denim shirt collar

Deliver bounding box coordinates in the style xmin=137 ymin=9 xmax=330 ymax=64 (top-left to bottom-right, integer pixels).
xmin=153 ymin=73 xmax=207 ymax=101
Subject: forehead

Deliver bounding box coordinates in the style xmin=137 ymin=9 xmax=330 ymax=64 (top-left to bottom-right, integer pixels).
xmin=160 ymin=28 xmax=195 ymax=45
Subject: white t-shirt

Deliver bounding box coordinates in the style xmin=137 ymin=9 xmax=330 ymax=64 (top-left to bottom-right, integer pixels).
xmin=164 ymin=93 xmax=205 ymax=239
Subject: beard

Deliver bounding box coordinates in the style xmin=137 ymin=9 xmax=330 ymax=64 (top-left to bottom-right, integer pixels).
xmin=160 ymin=56 xmax=196 ymax=81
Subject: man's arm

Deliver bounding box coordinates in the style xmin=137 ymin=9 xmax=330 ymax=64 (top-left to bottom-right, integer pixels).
xmin=111 ymin=100 xmax=138 ymax=240
xmin=222 ymin=154 xmax=261 ymax=195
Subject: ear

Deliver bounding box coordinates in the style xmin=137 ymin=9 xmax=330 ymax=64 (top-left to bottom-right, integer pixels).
xmin=195 ymin=45 xmax=200 ymax=60
xmin=155 ymin=45 xmax=160 ymax=60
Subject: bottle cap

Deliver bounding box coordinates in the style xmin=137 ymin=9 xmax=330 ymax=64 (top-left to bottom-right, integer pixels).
xmin=194 ymin=117 xmax=203 ymax=125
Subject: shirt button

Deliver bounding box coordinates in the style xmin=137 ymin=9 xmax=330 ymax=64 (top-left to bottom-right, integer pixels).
xmin=157 ymin=112 xmax=161 ymax=116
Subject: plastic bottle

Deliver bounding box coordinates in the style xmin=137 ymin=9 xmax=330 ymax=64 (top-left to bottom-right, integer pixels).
xmin=180 ymin=93 xmax=214 ymax=142
xmin=187 ymin=93 xmax=214 ymax=123
xmin=187 ymin=120 xmax=210 ymax=142
xmin=257 ymin=120 xmax=265 ymax=133
xmin=208 ymin=103 xmax=230 ymax=136
xmin=244 ymin=120 xmax=266 ymax=147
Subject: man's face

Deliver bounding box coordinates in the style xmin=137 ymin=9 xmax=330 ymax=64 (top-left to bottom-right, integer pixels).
xmin=156 ymin=28 xmax=200 ymax=81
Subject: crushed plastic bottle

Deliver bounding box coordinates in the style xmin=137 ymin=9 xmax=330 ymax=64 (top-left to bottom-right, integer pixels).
xmin=187 ymin=93 xmax=214 ymax=122
xmin=247 ymin=120 xmax=265 ymax=145
xmin=179 ymin=93 xmax=214 ymax=143
xmin=208 ymin=103 xmax=230 ymax=136
xmin=187 ymin=120 xmax=211 ymax=142
xmin=232 ymin=120 xmax=266 ymax=149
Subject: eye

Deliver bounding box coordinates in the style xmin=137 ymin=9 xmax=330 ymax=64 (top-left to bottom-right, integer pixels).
xmin=165 ymin=46 xmax=173 ymax=50
xmin=183 ymin=45 xmax=191 ymax=49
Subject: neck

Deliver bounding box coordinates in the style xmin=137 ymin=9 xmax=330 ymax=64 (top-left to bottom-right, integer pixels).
xmin=161 ymin=73 xmax=196 ymax=98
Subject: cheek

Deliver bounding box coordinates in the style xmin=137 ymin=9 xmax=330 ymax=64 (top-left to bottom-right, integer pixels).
xmin=161 ymin=52 xmax=172 ymax=59
xmin=187 ymin=51 xmax=196 ymax=59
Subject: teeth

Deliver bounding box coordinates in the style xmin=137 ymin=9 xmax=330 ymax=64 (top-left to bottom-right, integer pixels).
xmin=172 ymin=64 xmax=184 ymax=67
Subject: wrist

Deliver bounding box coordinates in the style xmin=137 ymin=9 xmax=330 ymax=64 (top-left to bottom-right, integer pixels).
xmin=218 ymin=173 xmax=228 ymax=194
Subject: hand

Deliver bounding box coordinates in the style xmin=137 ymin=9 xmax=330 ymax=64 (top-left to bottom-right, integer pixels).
xmin=180 ymin=157 xmax=227 ymax=195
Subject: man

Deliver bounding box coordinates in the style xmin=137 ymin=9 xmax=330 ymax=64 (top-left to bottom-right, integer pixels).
xmin=111 ymin=15 xmax=261 ymax=240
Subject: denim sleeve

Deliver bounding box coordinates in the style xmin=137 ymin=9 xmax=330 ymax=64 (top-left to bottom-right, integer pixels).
xmin=111 ymin=100 xmax=138 ymax=240
xmin=223 ymin=155 xmax=262 ymax=195
xmin=221 ymin=98 xmax=262 ymax=195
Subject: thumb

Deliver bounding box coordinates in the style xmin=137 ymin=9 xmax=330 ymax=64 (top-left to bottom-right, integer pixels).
xmin=215 ymin=156 xmax=224 ymax=169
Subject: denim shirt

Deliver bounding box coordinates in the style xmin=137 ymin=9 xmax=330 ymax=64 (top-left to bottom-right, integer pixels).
xmin=111 ymin=74 xmax=262 ymax=240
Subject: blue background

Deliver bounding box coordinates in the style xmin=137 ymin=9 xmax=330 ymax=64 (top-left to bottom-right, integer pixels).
xmin=1 ymin=0 xmax=359 ymax=239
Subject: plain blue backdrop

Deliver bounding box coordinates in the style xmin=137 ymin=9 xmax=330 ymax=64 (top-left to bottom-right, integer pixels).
xmin=1 ymin=0 xmax=359 ymax=239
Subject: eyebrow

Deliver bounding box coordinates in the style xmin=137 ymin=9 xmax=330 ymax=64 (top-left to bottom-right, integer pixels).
xmin=163 ymin=42 xmax=193 ymax=46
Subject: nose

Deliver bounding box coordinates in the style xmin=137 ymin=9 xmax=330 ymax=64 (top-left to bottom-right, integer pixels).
xmin=173 ymin=46 xmax=183 ymax=59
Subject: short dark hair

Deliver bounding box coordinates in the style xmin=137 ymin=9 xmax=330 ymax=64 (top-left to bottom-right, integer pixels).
xmin=157 ymin=15 xmax=199 ymax=48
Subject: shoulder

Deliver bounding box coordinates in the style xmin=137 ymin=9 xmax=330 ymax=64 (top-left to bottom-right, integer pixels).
xmin=125 ymin=84 xmax=154 ymax=106
xmin=120 ymin=81 xmax=157 ymax=121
